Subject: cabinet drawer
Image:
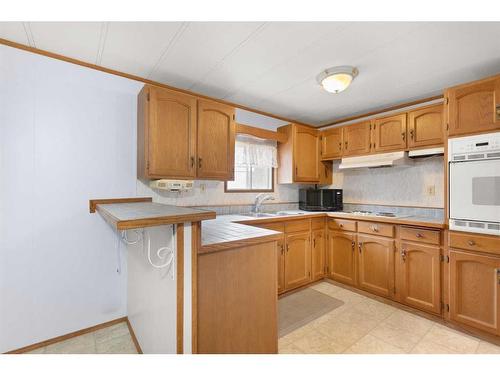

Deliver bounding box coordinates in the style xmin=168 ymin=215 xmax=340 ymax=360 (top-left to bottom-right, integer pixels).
xmin=311 ymin=217 xmax=325 ymax=230
xmin=400 ymin=227 xmax=440 ymax=245
xmin=328 ymin=218 xmax=356 ymax=232
xmin=449 ymin=231 xmax=500 ymax=256
xmin=254 ymin=222 xmax=284 ymax=233
xmin=358 ymin=221 xmax=394 ymax=237
xmin=285 ymin=219 xmax=310 ymax=233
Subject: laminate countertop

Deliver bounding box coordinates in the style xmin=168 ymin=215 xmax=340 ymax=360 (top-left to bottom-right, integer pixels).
xmin=200 ymin=210 xmax=446 ymax=254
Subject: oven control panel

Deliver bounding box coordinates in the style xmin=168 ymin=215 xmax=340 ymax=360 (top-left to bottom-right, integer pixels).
xmin=449 ymin=131 xmax=500 ymax=160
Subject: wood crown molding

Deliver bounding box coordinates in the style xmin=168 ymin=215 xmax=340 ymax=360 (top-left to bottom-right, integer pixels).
xmin=317 ymin=94 xmax=444 ymax=128
xmin=235 ymin=123 xmax=288 ymax=143
xmin=0 ymin=37 xmax=313 ymax=128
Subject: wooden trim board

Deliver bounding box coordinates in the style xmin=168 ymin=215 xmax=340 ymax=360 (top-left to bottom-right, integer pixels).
xmin=236 ymin=123 xmax=289 ymax=143
xmin=126 ymin=318 xmax=143 ymax=354
xmin=191 ymin=222 xmax=201 ymax=354
xmin=89 ymin=197 xmax=152 ymax=213
xmin=5 ymin=317 xmax=128 ymax=354
xmin=176 ymin=223 xmax=184 ymax=354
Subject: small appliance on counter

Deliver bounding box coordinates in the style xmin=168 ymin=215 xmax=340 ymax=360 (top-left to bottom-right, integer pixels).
xmin=299 ymin=188 xmax=343 ymax=211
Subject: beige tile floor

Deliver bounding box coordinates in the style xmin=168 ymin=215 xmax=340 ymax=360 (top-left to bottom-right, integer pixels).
xmin=279 ymin=282 xmax=500 ymax=354
xmin=26 ymin=322 xmax=137 ymax=354
xmin=25 ymin=282 xmax=500 ymax=354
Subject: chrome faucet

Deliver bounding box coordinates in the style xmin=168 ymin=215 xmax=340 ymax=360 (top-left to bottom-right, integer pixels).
xmin=252 ymin=193 xmax=275 ymax=213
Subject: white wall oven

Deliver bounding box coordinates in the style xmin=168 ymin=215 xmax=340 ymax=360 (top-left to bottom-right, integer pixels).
xmin=449 ymin=132 xmax=500 ymax=236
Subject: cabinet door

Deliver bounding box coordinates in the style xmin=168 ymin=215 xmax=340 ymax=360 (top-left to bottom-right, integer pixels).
xmin=357 ymin=234 xmax=395 ymax=297
xmin=294 ymin=125 xmax=319 ymax=182
xmin=197 ymin=99 xmax=235 ymax=180
xmin=147 ymin=86 xmax=197 ymax=178
xmin=447 ymin=76 xmax=500 ymax=136
xmin=343 ymin=121 xmax=372 ymax=156
xmin=318 ymin=161 xmax=333 ymax=185
xmin=398 ymin=242 xmax=441 ymax=314
xmin=285 ymin=231 xmax=311 ymax=290
xmin=327 ymin=230 xmax=356 ymax=286
xmin=312 ymin=229 xmax=326 ymax=280
xmin=373 ymin=113 xmax=407 ymax=152
xmin=449 ymin=250 xmax=500 ymax=335
xmin=277 ymin=238 xmax=285 ymax=293
xmin=407 ymin=104 xmax=444 ymax=148
xmin=320 ymin=127 xmax=343 ymax=159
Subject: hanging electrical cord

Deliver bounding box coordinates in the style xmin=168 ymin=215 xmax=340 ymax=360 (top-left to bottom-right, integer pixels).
xmin=121 ymin=229 xmax=143 ymax=245
xmin=143 ymin=229 xmax=175 ymax=279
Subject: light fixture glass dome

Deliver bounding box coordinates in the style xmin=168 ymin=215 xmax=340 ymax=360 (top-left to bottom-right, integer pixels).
xmin=317 ymin=66 xmax=358 ymax=94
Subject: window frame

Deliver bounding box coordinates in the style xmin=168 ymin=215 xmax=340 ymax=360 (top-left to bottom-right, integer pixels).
xmin=224 ymin=166 xmax=275 ymax=193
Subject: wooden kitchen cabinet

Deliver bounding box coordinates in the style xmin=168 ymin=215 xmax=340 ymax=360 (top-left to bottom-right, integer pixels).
xmin=342 ymin=121 xmax=372 ymax=156
xmin=311 ymin=229 xmax=326 ymax=280
xmin=327 ymin=230 xmax=357 ymax=286
xmin=320 ymin=127 xmax=343 ymax=159
xmin=278 ymin=124 xmax=320 ymax=183
xmin=449 ymin=250 xmax=500 ymax=335
xmin=407 ymin=104 xmax=444 ymax=148
xmin=318 ymin=161 xmax=333 ymax=185
xmin=277 ymin=238 xmax=285 ymax=293
xmin=446 ymin=74 xmax=500 ymax=137
xmin=137 ymin=85 xmax=197 ymax=179
xmin=398 ymin=242 xmax=441 ymax=314
xmin=197 ymin=99 xmax=236 ymax=180
xmin=372 ymin=113 xmax=407 ymax=152
xmin=357 ymin=234 xmax=395 ymax=298
xmin=284 ymin=231 xmax=312 ymax=290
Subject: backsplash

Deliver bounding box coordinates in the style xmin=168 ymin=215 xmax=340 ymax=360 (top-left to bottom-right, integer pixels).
xmin=326 ymin=155 xmax=444 ymax=208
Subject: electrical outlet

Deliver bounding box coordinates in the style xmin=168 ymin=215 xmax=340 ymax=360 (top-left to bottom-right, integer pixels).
xmin=199 ymin=183 xmax=206 ymax=192
xmin=426 ymin=185 xmax=436 ymax=196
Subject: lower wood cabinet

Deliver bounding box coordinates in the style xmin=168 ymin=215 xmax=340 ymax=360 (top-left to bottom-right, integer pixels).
xmin=277 ymin=238 xmax=285 ymax=294
xmin=327 ymin=230 xmax=357 ymax=286
xmin=311 ymin=229 xmax=326 ymax=280
xmin=449 ymin=249 xmax=500 ymax=335
xmin=357 ymin=234 xmax=395 ymax=298
xmin=284 ymin=231 xmax=312 ymax=290
xmin=398 ymin=242 xmax=441 ymax=314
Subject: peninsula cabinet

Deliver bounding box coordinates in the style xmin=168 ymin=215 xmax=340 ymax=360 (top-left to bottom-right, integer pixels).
xmin=278 ymin=123 xmax=320 ymax=183
xmin=407 ymin=104 xmax=444 ymax=148
xmin=449 ymin=250 xmax=500 ymax=335
xmin=342 ymin=121 xmax=372 ymax=156
xmin=357 ymin=234 xmax=395 ymax=298
xmin=327 ymin=230 xmax=357 ymax=286
xmin=284 ymin=231 xmax=312 ymax=290
xmin=445 ymin=74 xmax=500 ymax=137
xmin=320 ymin=127 xmax=343 ymax=159
xmin=398 ymin=241 xmax=441 ymax=314
xmin=137 ymin=84 xmax=235 ymax=181
xmin=372 ymin=113 xmax=407 ymax=152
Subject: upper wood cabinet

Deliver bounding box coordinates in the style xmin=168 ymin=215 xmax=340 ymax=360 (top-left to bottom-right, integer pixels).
xmin=357 ymin=234 xmax=395 ymax=298
xmin=407 ymin=104 xmax=444 ymax=148
xmin=311 ymin=229 xmax=326 ymax=281
xmin=197 ymin=99 xmax=235 ymax=180
xmin=449 ymin=249 xmax=500 ymax=335
xmin=398 ymin=241 xmax=441 ymax=315
xmin=342 ymin=121 xmax=372 ymax=156
xmin=327 ymin=230 xmax=357 ymax=286
xmin=373 ymin=113 xmax=407 ymax=152
xmin=137 ymin=84 xmax=235 ymax=181
xmin=284 ymin=231 xmax=312 ymax=290
xmin=138 ymin=85 xmax=197 ymax=179
xmin=320 ymin=127 xmax=343 ymax=159
xmin=446 ymin=74 xmax=500 ymax=137
xmin=278 ymin=124 xmax=320 ymax=183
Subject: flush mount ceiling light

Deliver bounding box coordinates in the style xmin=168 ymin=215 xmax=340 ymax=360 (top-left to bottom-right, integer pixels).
xmin=316 ymin=66 xmax=359 ymax=94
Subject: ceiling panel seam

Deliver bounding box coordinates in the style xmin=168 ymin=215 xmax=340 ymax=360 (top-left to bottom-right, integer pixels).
xmin=146 ymin=22 xmax=190 ymax=80
xmin=188 ymin=22 xmax=268 ymax=93
xmin=22 ymin=22 xmax=36 ymax=48
xmin=95 ymin=22 xmax=109 ymax=65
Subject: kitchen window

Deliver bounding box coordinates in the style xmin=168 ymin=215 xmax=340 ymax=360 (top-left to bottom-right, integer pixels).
xmin=225 ymin=134 xmax=278 ymax=192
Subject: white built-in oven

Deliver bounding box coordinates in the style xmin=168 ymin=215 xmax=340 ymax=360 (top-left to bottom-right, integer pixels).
xmin=449 ymin=132 xmax=500 ymax=236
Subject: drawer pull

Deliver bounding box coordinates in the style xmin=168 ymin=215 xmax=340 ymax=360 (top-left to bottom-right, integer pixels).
xmin=416 ymin=233 xmax=423 ymax=238
xmin=467 ymin=240 xmax=476 ymax=246
xmin=371 ymin=225 xmax=379 ymax=232
xmin=401 ymin=248 xmax=407 ymax=262
xmin=339 ymin=223 xmax=344 ymax=228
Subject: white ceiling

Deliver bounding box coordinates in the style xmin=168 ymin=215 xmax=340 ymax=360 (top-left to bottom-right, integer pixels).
xmin=1 ymin=22 xmax=500 ymax=126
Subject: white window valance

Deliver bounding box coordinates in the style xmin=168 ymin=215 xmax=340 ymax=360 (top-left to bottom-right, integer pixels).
xmin=234 ymin=134 xmax=278 ymax=168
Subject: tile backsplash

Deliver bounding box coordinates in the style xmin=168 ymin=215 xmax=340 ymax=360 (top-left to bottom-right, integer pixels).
xmin=326 ymin=155 xmax=444 ymax=208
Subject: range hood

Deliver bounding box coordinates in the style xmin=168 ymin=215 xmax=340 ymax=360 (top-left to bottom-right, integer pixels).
xmin=408 ymin=147 xmax=444 ymax=158
xmin=339 ymin=151 xmax=413 ymax=170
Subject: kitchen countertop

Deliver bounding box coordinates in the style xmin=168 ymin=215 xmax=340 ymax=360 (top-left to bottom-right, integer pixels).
xmin=199 ymin=210 xmax=446 ymax=254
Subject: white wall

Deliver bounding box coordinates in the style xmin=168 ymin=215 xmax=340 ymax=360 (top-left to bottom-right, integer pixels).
xmin=0 ymin=45 xmax=142 ymax=352
xmin=326 ymin=156 xmax=444 ymax=208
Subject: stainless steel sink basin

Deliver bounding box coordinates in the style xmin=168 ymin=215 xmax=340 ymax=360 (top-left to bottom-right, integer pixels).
xmin=242 ymin=211 xmax=306 ymax=218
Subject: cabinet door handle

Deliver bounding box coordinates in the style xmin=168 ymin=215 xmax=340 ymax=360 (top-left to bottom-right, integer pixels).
xmin=351 ymin=241 xmax=355 ymax=251
xmin=313 ymin=238 xmax=316 ymax=248
xmin=401 ymin=248 xmax=407 ymax=262
xmin=198 ymin=157 xmax=202 ymax=169
xmin=409 ymin=129 xmax=414 ymax=140
xmin=286 ymin=244 xmax=289 ymax=252
xmin=358 ymin=242 xmax=362 ymax=254
xmin=339 ymin=141 xmax=342 ymax=150
xmin=345 ymin=141 xmax=348 ymax=149
xmin=190 ymin=156 xmax=195 ymax=168
xmin=497 ymin=269 xmax=500 ymax=285
xmin=401 ymin=132 xmax=406 ymax=141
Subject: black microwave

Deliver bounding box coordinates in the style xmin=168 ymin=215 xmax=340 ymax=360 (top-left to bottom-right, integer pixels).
xmin=299 ymin=188 xmax=343 ymax=212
